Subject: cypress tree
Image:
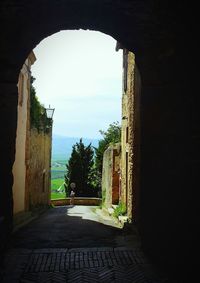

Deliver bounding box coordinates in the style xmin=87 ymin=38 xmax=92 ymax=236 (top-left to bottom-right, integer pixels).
xmin=64 ymin=138 xmax=95 ymax=197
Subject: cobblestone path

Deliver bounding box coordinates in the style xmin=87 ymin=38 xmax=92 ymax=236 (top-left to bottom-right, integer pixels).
xmin=1 ymin=206 xmax=169 ymax=282
xmin=3 ymin=247 xmax=162 ymax=282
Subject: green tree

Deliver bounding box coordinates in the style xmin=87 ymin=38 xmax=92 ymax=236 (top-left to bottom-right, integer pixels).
xmin=94 ymin=121 xmax=121 ymax=190
xmin=64 ymin=138 xmax=96 ymax=197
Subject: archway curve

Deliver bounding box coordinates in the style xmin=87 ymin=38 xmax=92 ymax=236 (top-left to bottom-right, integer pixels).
xmin=2 ymin=0 xmax=157 ymax=84
xmin=0 ymin=2 xmax=195 ymax=280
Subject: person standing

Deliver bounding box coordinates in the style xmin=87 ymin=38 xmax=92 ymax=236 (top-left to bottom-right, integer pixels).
xmin=70 ymin=182 xmax=76 ymax=205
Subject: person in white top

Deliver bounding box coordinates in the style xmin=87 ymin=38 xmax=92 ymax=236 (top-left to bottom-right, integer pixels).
xmin=70 ymin=182 xmax=76 ymax=205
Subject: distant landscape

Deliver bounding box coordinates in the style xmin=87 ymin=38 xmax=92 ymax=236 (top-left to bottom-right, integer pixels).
xmin=52 ymin=135 xmax=99 ymax=161
xmin=51 ymin=134 xmax=99 ymax=199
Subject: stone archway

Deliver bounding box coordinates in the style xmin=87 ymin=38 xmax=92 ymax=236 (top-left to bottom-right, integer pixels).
xmin=0 ymin=1 xmax=196 ymax=280
xmin=0 ymin=0 xmax=151 ymax=243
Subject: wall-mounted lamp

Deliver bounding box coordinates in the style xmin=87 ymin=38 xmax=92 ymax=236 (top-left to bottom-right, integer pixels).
xmin=45 ymin=105 xmax=55 ymax=120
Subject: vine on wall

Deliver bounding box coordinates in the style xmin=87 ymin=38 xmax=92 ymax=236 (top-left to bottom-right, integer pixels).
xmin=30 ymin=76 xmax=51 ymax=132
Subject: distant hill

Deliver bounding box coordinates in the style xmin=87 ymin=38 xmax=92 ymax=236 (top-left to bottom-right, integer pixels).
xmin=51 ymin=134 xmax=99 ymax=161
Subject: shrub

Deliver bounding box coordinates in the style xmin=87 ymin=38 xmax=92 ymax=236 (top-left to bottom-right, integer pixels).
xmin=113 ymin=202 xmax=127 ymax=218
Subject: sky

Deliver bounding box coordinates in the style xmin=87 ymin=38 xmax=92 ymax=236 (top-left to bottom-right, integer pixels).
xmin=31 ymin=30 xmax=122 ymax=139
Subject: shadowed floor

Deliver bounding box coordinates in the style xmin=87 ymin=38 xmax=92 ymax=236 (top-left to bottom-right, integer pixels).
xmin=2 ymin=206 xmax=172 ymax=282
xmin=9 ymin=206 xmax=140 ymax=249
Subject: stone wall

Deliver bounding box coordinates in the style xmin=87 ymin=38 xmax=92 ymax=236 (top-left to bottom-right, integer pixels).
xmin=102 ymin=146 xmax=113 ymax=208
xmin=102 ymin=144 xmax=120 ymax=209
xmin=26 ymin=128 xmax=51 ymax=210
xmin=12 ymin=51 xmax=51 ymax=224
xmin=12 ymin=52 xmax=36 ymax=220
xmin=12 ymin=58 xmax=30 ymax=214
xmin=120 ymin=50 xmax=139 ymax=220
xmin=132 ymin=64 xmax=141 ymax=223
xmin=51 ymin=198 xmax=101 ymax=206
xmin=112 ymin=148 xmax=120 ymax=204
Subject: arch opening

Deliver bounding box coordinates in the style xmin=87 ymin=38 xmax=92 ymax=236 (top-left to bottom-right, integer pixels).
xmin=9 ymin=29 xmax=142 ymax=264
xmin=0 ymin=2 xmax=194 ymax=280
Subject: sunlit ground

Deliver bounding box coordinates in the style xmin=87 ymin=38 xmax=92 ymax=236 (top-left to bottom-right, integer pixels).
xmin=65 ymin=205 xmax=122 ymax=228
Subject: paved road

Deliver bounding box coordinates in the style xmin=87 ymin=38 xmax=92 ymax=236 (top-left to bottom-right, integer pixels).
xmin=9 ymin=205 xmax=140 ymax=249
xmin=2 ymin=206 xmax=172 ymax=282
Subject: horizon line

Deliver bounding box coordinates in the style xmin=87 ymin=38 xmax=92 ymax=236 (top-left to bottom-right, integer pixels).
xmin=53 ymin=133 xmax=100 ymax=140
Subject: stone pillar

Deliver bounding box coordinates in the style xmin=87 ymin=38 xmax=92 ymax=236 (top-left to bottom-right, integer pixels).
xmin=0 ymin=82 xmax=18 ymax=249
